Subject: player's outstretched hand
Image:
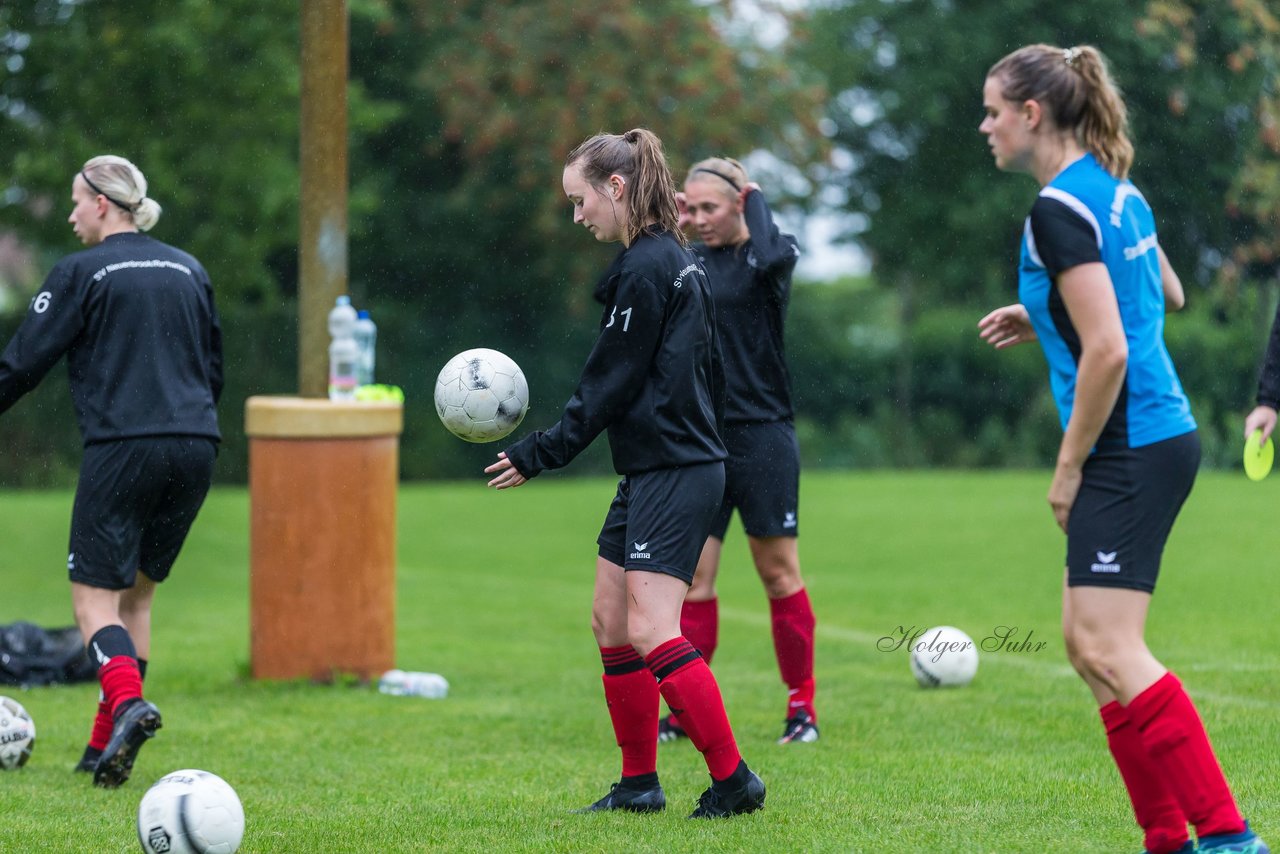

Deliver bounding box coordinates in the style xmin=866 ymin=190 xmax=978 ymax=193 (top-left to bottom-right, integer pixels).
xmin=1243 ymin=405 xmax=1278 ymax=445
xmin=486 ymin=452 xmax=527 ymax=489
xmin=978 ymin=304 xmax=1037 ymax=349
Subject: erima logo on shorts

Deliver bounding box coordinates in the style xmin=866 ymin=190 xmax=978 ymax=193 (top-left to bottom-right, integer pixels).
xmin=630 ymin=541 xmax=651 ymax=560
xmin=783 ymin=511 xmax=797 ymax=529
xmin=1090 ymin=550 xmax=1121 ymax=574
xmin=67 ymin=552 xmax=75 ymax=571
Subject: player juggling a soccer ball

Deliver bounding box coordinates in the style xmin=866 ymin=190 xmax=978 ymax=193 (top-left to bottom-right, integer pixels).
xmin=485 ymin=129 xmax=765 ymax=818
xmin=977 ymin=46 xmax=1268 ymax=854
xmin=0 ymin=156 xmax=222 ymax=788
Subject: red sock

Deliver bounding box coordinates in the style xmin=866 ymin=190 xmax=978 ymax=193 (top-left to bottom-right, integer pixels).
xmin=646 ymin=637 xmax=740 ymax=780
xmin=680 ymin=597 xmax=719 ymax=664
xmin=770 ymin=588 xmax=816 ymax=721
xmin=88 ymin=695 xmax=113 ymax=751
xmin=599 ymin=646 xmax=658 ymax=778
xmin=99 ymin=657 xmax=144 ymax=717
xmin=1101 ymin=701 xmax=1190 ymax=853
xmin=1127 ymin=673 xmax=1245 ymax=839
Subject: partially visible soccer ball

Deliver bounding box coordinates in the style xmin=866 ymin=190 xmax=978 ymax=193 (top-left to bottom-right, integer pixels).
xmin=137 ymin=769 xmax=245 ymax=854
xmin=910 ymin=625 xmax=979 ymax=688
xmin=434 ymin=348 xmax=529 ymax=443
xmin=0 ymin=695 xmax=35 ymax=770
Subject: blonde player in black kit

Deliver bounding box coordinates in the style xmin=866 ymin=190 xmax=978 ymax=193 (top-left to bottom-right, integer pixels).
xmin=485 ymin=129 xmax=766 ymax=818
xmin=0 ymin=155 xmax=222 ymax=788
xmin=661 ymin=157 xmax=818 ymax=747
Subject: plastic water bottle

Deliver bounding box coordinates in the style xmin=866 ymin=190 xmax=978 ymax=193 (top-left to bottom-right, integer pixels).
xmin=377 ymin=669 xmax=449 ymax=699
xmin=353 ymin=309 xmax=377 ymax=387
xmin=328 ymin=296 xmax=358 ymax=401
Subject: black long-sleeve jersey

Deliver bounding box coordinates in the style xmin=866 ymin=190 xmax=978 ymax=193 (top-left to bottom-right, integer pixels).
xmin=1257 ymin=298 xmax=1280 ymax=409
xmin=504 ymin=227 xmax=726 ymax=478
xmin=692 ymin=190 xmax=800 ymax=424
xmin=0 ymin=232 xmax=222 ymax=445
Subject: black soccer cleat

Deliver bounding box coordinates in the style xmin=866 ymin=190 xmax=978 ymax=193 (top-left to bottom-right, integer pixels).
xmin=575 ymin=778 xmax=667 ymax=813
xmin=657 ymin=715 xmax=687 ymax=743
xmin=74 ymin=745 xmax=102 ymax=773
xmin=688 ymin=760 xmax=766 ymax=818
xmin=93 ymin=699 xmax=162 ymax=789
xmin=777 ymin=709 xmax=820 ymax=744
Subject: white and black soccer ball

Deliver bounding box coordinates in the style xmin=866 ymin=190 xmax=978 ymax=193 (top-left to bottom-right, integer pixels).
xmin=434 ymin=348 xmax=529 ymax=443
xmin=909 ymin=625 xmax=979 ymax=688
xmin=137 ymin=769 xmax=245 ymax=854
xmin=0 ymin=695 xmax=35 ymax=770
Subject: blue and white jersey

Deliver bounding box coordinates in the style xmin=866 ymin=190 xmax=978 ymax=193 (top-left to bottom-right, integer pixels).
xmin=1018 ymin=153 xmax=1195 ymax=450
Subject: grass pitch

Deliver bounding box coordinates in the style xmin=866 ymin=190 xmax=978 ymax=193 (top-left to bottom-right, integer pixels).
xmin=0 ymin=470 xmax=1276 ymax=853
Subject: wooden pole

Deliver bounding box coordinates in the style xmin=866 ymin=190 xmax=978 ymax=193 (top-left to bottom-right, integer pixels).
xmin=298 ymin=0 xmax=348 ymax=396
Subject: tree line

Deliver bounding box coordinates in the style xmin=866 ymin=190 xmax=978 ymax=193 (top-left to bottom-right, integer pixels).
xmin=1 ymin=0 xmax=1275 ymax=484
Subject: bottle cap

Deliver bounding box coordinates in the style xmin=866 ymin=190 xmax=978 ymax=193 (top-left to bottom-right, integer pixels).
xmin=357 ymin=310 xmax=371 ymax=319
xmin=336 ymin=295 xmax=351 ymax=306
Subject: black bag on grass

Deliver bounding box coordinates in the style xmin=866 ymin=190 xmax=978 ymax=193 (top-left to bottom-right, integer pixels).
xmin=0 ymin=621 xmax=96 ymax=687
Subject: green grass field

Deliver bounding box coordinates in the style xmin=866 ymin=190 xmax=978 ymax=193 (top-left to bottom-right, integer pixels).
xmin=1 ymin=470 xmax=1276 ymax=853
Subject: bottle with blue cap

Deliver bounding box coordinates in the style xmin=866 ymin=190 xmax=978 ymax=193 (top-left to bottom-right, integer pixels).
xmin=353 ymin=309 xmax=377 ymax=387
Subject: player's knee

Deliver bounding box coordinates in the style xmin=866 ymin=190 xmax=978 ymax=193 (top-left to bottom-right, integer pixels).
xmin=589 ymin=610 xmax=609 ymax=644
xmin=756 ymin=560 xmax=802 ymax=598
xmin=591 ymin=606 xmax=631 ymax=649
xmin=1068 ymin=634 xmax=1124 ymax=682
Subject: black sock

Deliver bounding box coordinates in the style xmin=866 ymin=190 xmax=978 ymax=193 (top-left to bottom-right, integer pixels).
xmin=88 ymin=625 xmax=136 ymax=670
xmin=621 ymin=772 xmax=659 ymax=789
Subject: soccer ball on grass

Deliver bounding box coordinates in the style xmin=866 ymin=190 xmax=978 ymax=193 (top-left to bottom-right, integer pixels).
xmin=434 ymin=348 xmax=529 ymax=443
xmin=909 ymin=625 xmax=979 ymax=688
xmin=0 ymin=695 xmax=35 ymax=769
xmin=137 ymin=769 xmax=245 ymax=854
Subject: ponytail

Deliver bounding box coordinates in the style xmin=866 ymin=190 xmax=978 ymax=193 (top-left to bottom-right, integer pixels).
xmin=566 ymin=128 xmax=684 ymax=247
xmin=988 ymin=44 xmax=1134 ymax=179
xmin=81 ymin=154 xmax=163 ymax=231
xmin=1071 ymin=47 xmax=1134 ymax=179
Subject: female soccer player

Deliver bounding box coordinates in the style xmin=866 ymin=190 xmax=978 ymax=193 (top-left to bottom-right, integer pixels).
xmin=0 ymin=155 xmax=222 ymax=788
xmin=976 ymin=45 xmax=1267 ymax=854
xmin=485 ymin=129 xmax=766 ymax=818
xmin=660 ymin=158 xmax=818 ymax=746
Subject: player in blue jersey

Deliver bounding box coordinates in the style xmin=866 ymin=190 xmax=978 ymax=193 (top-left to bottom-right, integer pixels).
xmin=485 ymin=129 xmax=764 ymax=818
xmin=977 ymin=45 xmax=1267 ymax=854
xmin=656 ymin=157 xmax=818 ymax=747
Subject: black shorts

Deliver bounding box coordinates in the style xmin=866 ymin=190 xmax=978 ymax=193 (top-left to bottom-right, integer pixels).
xmin=1066 ymin=430 xmax=1200 ymax=593
xmin=68 ymin=436 xmax=218 ymax=590
xmin=709 ymin=420 xmax=800 ymax=540
xmin=597 ymin=461 xmax=726 ymax=584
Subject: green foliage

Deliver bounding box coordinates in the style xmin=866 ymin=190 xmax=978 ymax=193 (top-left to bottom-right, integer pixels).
xmin=0 ymin=0 xmax=303 ymax=305
xmin=1 ymin=474 xmax=1277 ymax=851
xmin=2 ymin=280 xmax=1269 ymax=486
xmin=1137 ymin=0 xmax=1280 ymax=287
xmin=346 ymin=0 xmax=827 ymax=323
xmin=798 ymin=0 xmax=1277 ymax=307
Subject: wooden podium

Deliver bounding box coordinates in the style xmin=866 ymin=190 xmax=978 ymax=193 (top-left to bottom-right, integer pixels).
xmin=245 ymin=396 xmax=402 ymax=680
